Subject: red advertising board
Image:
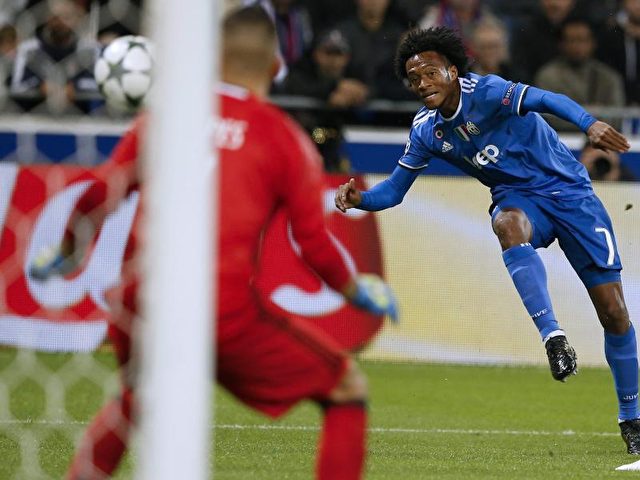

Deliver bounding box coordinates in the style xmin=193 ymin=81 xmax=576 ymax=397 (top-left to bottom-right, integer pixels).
xmin=0 ymin=165 xmax=384 ymax=352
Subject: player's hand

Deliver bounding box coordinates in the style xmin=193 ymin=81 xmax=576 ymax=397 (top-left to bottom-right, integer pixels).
xmin=335 ymin=178 xmax=362 ymax=212
xmin=29 ymin=243 xmax=76 ymax=281
xmin=347 ymin=274 xmax=399 ymax=323
xmin=587 ymin=121 xmax=630 ymax=153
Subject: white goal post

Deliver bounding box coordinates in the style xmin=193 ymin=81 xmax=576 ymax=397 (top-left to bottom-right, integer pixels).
xmin=138 ymin=0 xmax=217 ymax=479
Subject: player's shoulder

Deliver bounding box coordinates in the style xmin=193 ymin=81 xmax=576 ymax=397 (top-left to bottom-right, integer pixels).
xmin=217 ymin=82 xmax=319 ymax=163
xmin=459 ymin=72 xmax=481 ymax=94
xmin=465 ymin=73 xmax=519 ymax=105
xmin=411 ymin=106 xmax=437 ymax=131
xmin=219 ymin=83 xmax=296 ymax=131
xmin=407 ymin=107 xmax=437 ymax=154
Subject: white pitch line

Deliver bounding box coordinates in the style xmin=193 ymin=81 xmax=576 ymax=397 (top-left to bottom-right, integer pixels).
xmin=213 ymin=424 xmax=620 ymax=438
xmin=0 ymin=419 xmax=89 ymax=426
xmin=0 ymin=419 xmax=619 ymax=438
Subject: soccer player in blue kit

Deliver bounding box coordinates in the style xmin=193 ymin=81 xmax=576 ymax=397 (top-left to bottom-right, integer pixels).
xmin=335 ymin=26 xmax=640 ymax=453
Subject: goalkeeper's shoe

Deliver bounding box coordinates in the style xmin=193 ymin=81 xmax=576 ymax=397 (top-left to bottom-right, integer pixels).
xmin=351 ymin=274 xmax=398 ymax=323
xmin=29 ymin=245 xmax=74 ymax=281
xmin=544 ymin=335 xmax=578 ymax=382
xmin=620 ymin=419 xmax=640 ymax=454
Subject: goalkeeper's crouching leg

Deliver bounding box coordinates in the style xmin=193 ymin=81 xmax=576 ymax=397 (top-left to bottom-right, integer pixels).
xmin=66 ymin=387 xmax=134 ymax=480
xmin=316 ymin=359 xmax=368 ymax=480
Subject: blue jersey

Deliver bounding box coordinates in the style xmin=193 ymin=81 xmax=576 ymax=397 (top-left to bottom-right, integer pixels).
xmin=399 ymin=73 xmax=593 ymax=200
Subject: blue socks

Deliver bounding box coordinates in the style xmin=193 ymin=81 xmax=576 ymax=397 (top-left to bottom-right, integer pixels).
xmin=605 ymin=324 xmax=640 ymax=421
xmin=503 ymin=244 xmax=639 ymax=421
xmin=502 ymin=243 xmax=561 ymax=341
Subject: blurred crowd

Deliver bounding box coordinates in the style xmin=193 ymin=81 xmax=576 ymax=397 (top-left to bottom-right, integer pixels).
xmin=271 ymin=0 xmax=639 ymax=108
xmin=0 ymin=0 xmax=141 ymax=114
xmin=0 ymin=0 xmax=638 ymax=179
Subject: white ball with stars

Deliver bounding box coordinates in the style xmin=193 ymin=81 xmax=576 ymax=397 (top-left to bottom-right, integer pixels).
xmin=94 ymin=35 xmax=154 ymax=111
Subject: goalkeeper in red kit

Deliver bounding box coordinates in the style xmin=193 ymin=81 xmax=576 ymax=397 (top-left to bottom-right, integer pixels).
xmin=30 ymin=5 xmax=398 ymax=480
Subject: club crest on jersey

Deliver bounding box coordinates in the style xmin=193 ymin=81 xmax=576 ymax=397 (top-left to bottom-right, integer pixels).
xmin=454 ymin=121 xmax=481 ymax=141
xmin=434 ymin=129 xmax=444 ymax=139
xmin=466 ymin=121 xmax=480 ymax=135
xmin=441 ymin=141 xmax=453 ymax=153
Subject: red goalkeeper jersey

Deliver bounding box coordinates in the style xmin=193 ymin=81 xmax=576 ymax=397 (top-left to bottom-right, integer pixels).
xmin=74 ymin=83 xmax=353 ymax=317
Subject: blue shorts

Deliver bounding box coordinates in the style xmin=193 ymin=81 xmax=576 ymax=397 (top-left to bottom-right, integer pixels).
xmin=490 ymin=192 xmax=622 ymax=288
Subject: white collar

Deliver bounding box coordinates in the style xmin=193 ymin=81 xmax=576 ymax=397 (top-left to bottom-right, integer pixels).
xmin=217 ymin=82 xmax=250 ymax=100
xmin=440 ymin=92 xmax=462 ymax=122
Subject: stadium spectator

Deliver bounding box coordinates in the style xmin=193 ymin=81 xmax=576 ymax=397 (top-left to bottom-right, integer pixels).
xmin=469 ymin=19 xmax=523 ymax=80
xmin=9 ymin=0 xmax=99 ymax=114
xmin=269 ymin=0 xmax=314 ymax=66
xmin=280 ymin=29 xmax=367 ymax=107
xmin=535 ymin=17 xmax=625 ymax=131
xmin=486 ymin=0 xmax=616 ymax=28
xmin=597 ymin=0 xmax=640 ymax=105
xmin=0 ymin=0 xmax=27 ymax=27
xmin=335 ymin=26 xmax=640 ymax=455
xmin=277 ymin=28 xmax=362 ymax=171
xmin=302 ymin=0 xmax=421 ymax=33
xmin=335 ymin=0 xmax=413 ymax=101
xmin=580 ymin=144 xmax=637 ymax=181
xmin=0 ymin=24 xmax=17 ymax=80
xmin=93 ymin=0 xmax=143 ymax=46
xmin=301 ymin=0 xmax=357 ymax=34
xmin=511 ymin=0 xmax=577 ymax=84
xmin=50 ymin=6 xmax=396 ymax=479
xmin=418 ymin=0 xmax=499 ymax=54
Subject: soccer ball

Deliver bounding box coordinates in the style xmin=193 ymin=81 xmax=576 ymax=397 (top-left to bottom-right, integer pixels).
xmin=94 ymin=35 xmax=154 ymax=111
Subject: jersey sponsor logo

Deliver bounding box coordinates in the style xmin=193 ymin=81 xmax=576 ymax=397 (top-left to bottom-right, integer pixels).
xmin=441 ymin=141 xmax=453 ymax=153
xmin=462 ymin=144 xmax=500 ymax=169
xmin=502 ymin=82 xmax=516 ymax=105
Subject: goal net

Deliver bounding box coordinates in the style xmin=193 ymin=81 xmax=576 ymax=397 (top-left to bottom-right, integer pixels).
xmin=0 ymin=0 xmax=215 ymax=478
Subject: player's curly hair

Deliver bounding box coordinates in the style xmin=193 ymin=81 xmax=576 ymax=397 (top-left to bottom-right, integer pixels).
xmin=394 ymin=26 xmax=469 ymax=80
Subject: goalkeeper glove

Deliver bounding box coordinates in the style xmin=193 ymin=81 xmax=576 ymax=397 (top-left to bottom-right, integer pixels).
xmin=350 ymin=274 xmax=398 ymax=323
xmin=29 ymin=244 xmax=75 ymax=281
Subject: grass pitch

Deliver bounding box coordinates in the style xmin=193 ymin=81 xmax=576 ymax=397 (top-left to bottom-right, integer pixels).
xmin=0 ymin=349 xmax=637 ymax=479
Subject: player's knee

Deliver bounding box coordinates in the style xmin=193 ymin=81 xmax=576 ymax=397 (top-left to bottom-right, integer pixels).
xmin=327 ymin=360 xmax=368 ymax=404
xmin=492 ymin=209 xmax=531 ymax=248
xmin=600 ymin=301 xmax=630 ymax=334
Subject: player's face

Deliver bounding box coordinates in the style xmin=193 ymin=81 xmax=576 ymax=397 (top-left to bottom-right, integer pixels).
xmin=405 ymin=51 xmax=459 ymax=113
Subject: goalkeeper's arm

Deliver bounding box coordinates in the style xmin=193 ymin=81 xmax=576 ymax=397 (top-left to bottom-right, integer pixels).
xmin=30 ymin=124 xmax=141 ymax=280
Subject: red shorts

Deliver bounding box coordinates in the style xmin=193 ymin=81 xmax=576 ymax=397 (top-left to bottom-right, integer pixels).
xmin=105 ymin=277 xmax=348 ymax=418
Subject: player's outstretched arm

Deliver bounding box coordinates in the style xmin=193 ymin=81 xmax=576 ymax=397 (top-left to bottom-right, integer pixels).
xmin=521 ymin=86 xmax=630 ymax=153
xmin=30 ymin=123 xmax=141 ymax=281
xmin=335 ymin=166 xmax=419 ymax=213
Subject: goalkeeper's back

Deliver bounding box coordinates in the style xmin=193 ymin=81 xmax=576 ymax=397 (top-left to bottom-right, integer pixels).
xmin=216 ymin=86 xmax=352 ymax=317
xmin=56 ymin=5 xmax=353 ymax=319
